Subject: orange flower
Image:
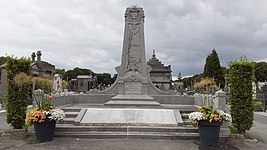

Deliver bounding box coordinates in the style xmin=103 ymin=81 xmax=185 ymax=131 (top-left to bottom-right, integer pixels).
xmin=48 ymin=95 xmax=54 ymax=100
xmin=25 ymin=109 xmax=47 ymax=126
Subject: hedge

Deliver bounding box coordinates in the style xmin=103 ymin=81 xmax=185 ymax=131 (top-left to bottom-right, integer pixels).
xmin=6 ymin=57 xmax=31 ymax=129
xmin=228 ymin=57 xmax=254 ymax=134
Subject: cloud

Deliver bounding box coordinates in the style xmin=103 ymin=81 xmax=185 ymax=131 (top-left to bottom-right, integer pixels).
xmin=1 ymin=0 xmax=267 ymax=77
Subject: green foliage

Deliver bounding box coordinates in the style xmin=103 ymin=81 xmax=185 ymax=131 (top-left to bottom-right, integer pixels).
xmin=252 ymin=101 xmax=263 ymax=107
xmin=33 ymin=89 xmax=54 ymax=110
xmin=203 ymin=49 xmax=225 ymax=88
xmin=111 ymin=74 xmax=118 ymax=84
xmin=255 ymin=62 xmax=267 ymax=82
xmin=182 ymin=74 xmax=203 ymax=89
xmin=96 ymin=73 xmax=112 ymax=86
xmin=6 ymin=57 xmax=31 ymax=129
xmin=0 ymin=56 xmax=7 ymax=65
xmin=63 ymin=67 xmax=94 ymax=81
xmin=54 ymin=68 xmax=66 ymax=77
xmin=228 ymin=56 xmax=254 ymax=134
xmin=0 ymin=95 xmax=7 ymax=108
xmin=252 ymin=101 xmax=264 ymax=112
xmin=229 ymin=126 xmax=238 ymax=134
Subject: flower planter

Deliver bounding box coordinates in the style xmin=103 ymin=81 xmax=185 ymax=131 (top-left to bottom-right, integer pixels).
xmin=34 ymin=119 xmax=56 ymax=142
xmin=198 ymin=120 xmax=222 ymax=146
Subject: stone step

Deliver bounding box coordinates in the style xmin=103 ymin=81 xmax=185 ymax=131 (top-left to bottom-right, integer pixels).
xmin=59 ymin=118 xmax=76 ymax=124
xmin=182 ymin=120 xmax=191 ymax=125
xmin=55 ymin=125 xmax=199 ymax=133
xmin=181 ymin=113 xmax=189 ymax=119
xmin=54 ymin=131 xmax=229 ymax=141
xmin=55 ymin=125 xmax=229 ymax=134
xmin=105 ymin=100 xmax=161 ymax=106
xmin=180 ymin=110 xmax=194 ymax=114
xmin=61 ymin=108 xmax=81 ymax=112
xmin=54 ymin=132 xmax=199 ymax=140
xmin=65 ymin=112 xmax=79 ymax=118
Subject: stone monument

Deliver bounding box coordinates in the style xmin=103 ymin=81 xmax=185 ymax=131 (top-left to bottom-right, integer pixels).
xmin=52 ymin=74 xmax=63 ymax=93
xmin=103 ymin=5 xmax=175 ymax=106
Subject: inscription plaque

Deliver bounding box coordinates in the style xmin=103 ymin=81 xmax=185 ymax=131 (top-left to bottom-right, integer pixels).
xmin=125 ymin=82 xmax=142 ymax=94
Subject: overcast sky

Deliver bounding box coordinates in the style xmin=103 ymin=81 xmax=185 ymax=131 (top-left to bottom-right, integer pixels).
xmin=1 ymin=0 xmax=267 ymax=78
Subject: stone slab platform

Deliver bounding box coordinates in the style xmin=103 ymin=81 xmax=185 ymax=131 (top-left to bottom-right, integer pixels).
xmin=80 ymin=108 xmax=180 ymax=127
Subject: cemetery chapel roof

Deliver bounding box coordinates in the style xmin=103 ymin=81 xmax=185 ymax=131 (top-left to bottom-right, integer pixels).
xmin=147 ymin=50 xmax=172 ymax=73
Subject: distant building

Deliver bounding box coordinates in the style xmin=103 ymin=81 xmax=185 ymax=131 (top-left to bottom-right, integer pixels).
xmin=31 ymin=51 xmax=55 ymax=76
xmin=173 ymin=80 xmax=184 ymax=94
xmin=0 ymin=51 xmax=55 ymax=96
xmin=147 ymin=50 xmax=172 ymax=91
xmin=69 ymin=75 xmax=97 ymax=93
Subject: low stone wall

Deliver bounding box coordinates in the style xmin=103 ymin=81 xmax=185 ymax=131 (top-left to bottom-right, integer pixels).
xmin=72 ymin=94 xmax=115 ymax=103
xmin=54 ymin=94 xmax=195 ymax=106
xmin=54 ymin=94 xmax=115 ymax=106
xmin=54 ymin=95 xmax=73 ymax=106
xmin=193 ymin=90 xmax=227 ymax=111
xmin=152 ymin=95 xmax=194 ymax=105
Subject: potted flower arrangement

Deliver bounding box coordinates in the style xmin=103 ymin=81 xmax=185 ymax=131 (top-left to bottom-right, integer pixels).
xmin=25 ymin=89 xmax=65 ymax=142
xmin=188 ymin=106 xmax=231 ymax=146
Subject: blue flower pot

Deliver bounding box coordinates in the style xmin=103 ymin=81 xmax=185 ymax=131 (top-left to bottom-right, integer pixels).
xmin=34 ymin=119 xmax=56 ymax=142
xmin=198 ymin=120 xmax=222 ymax=146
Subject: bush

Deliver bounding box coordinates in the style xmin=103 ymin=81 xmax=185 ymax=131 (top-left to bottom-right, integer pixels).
xmin=6 ymin=57 xmax=31 ymax=129
xmin=252 ymin=101 xmax=264 ymax=111
xmin=228 ymin=56 xmax=254 ymax=134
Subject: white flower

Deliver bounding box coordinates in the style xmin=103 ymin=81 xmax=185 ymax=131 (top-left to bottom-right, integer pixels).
xmin=188 ymin=112 xmax=204 ymax=125
xmin=48 ymin=109 xmax=66 ymax=121
xmin=218 ymin=110 xmax=232 ymax=122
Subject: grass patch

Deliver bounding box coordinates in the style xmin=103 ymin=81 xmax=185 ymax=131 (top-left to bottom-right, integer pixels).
xmin=229 ymin=126 xmax=238 ymax=134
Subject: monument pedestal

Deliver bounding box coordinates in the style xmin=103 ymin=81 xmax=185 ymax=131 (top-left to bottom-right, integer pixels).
xmin=105 ymin=94 xmax=160 ymax=106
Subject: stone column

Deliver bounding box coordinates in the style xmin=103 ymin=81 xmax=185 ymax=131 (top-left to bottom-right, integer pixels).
xmin=213 ymin=90 xmax=226 ymax=111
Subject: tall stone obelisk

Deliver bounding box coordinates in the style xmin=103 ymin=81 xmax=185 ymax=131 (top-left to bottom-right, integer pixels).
xmin=103 ymin=5 xmax=176 ymax=105
xmin=105 ymin=5 xmax=160 ymax=105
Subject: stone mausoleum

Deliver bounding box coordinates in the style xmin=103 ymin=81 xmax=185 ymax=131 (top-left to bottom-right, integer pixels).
xmin=69 ymin=75 xmax=98 ymax=93
xmin=31 ymin=51 xmax=55 ymax=77
xmin=147 ymin=50 xmax=172 ymax=91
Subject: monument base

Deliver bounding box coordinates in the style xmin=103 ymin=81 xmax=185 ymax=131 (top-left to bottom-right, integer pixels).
xmin=105 ymin=94 xmax=160 ymax=106
xmin=80 ymin=108 xmax=180 ymax=127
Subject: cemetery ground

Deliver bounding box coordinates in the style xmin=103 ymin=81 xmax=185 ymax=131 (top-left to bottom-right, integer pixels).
xmin=0 ymin=111 xmax=267 ymax=150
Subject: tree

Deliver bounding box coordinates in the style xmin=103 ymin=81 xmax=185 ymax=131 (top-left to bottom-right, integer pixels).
xmin=193 ymin=77 xmax=219 ymax=94
xmin=0 ymin=56 xmax=7 ymax=65
xmin=111 ymin=74 xmax=118 ymax=84
xmin=96 ymin=73 xmax=112 ymax=86
xmin=255 ymin=62 xmax=267 ymax=82
xmin=228 ymin=56 xmax=254 ymax=134
xmin=203 ymin=48 xmax=225 ymax=88
xmin=182 ymin=74 xmax=203 ymax=90
xmin=54 ymin=68 xmax=66 ymax=77
xmin=63 ymin=67 xmax=94 ymax=81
